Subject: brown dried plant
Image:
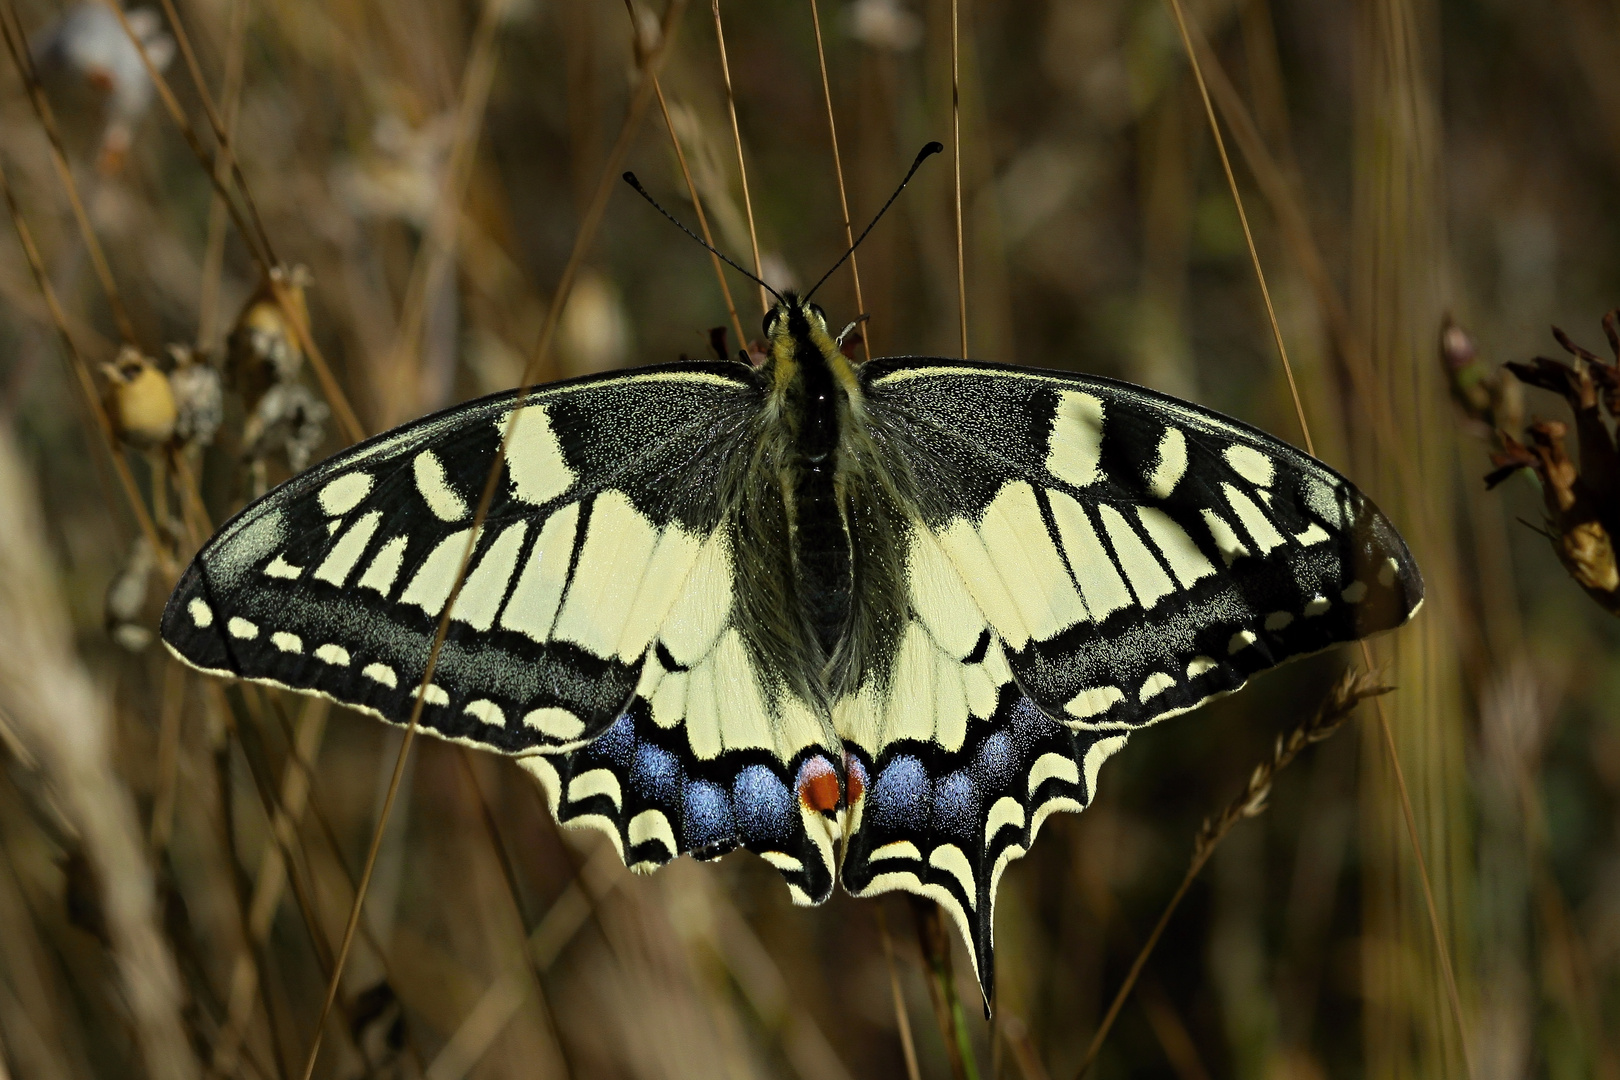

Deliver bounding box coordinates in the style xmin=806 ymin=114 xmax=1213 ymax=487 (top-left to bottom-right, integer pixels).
xmin=1477 ymin=311 xmax=1620 ymax=616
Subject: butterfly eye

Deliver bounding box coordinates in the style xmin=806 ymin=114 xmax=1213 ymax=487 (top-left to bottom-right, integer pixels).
xmin=763 ymin=310 xmax=780 ymax=337
xmin=809 ymin=303 xmax=826 ymax=325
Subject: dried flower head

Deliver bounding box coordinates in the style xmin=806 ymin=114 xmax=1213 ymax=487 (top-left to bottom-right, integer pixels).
xmin=165 ymin=345 xmax=223 ymax=449
xmin=227 ymin=265 xmax=313 ymax=410
xmin=1440 ymin=314 xmax=1522 ymax=439
xmin=243 ymin=380 xmax=330 ymax=474
xmin=1485 ymin=311 xmax=1620 ymax=616
xmin=30 ymin=4 xmax=175 ymax=174
xmin=101 ymin=345 xmax=176 ymax=449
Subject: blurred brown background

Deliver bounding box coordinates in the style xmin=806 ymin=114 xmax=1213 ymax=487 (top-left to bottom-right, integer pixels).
xmin=0 ymin=0 xmax=1617 ymax=1076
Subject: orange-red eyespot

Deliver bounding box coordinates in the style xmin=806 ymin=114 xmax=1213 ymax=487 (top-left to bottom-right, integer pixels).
xmin=796 ymin=755 xmax=842 ymax=814
xmin=843 ymin=751 xmax=867 ymax=807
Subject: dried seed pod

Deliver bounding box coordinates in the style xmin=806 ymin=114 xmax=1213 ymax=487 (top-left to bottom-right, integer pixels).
xmin=227 ymin=265 xmax=313 ymax=410
xmin=243 ymin=381 xmax=330 ymax=474
xmin=104 ymin=534 xmax=156 ymax=651
xmin=30 ymin=4 xmax=175 ymax=174
xmin=166 ymin=345 xmax=223 ymax=449
xmin=101 ymin=345 xmax=176 ymax=449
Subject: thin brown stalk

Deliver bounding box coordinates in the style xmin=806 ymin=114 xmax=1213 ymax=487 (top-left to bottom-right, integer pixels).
xmin=132 ymin=0 xmax=276 ymax=266
xmin=1166 ymin=0 xmax=1471 ymax=1069
xmin=95 ymin=0 xmax=367 ymax=446
xmin=213 ymin=696 xmax=329 ymax=1077
xmin=0 ymin=2 xmax=136 ymax=343
xmin=949 ymin=0 xmax=966 ymax=358
xmin=1078 ymin=670 xmax=1391 ymax=1076
xmin=651 ymin=77 xmax=747 ymax=350
xmin=196 ymin=0 xmax=248 ymax=351
xmin=0 ymin=154 xmax=172 ymax=577
xmin=148 ymin=660 xmax=186 ymax=852
xmin=451 ymin=751 xmax=572 ymax=1078
xmin=807 ymin=0 xmax=869 ymax=360
xmin=875 ymin=905 xmax=922 ymax=1080
xmin=380 ymin=0 xmax=515 ymax=426
xmin=1160 ymin=0 xmax=1311 ymax=456
xmin=297 ymin=6 xmax=688 ymax=1076
xmin=711 ymin=0 xmax=767 ymax=315
xmin=1359 ymin=640 xmax=1476 ymax=1080
xmin=640 ymin=26 xmax=747 ymax=349
xmin=912 ymin=898 xmax=979 ymax=1080
xmin=0 ymin=428 xmax=201 ymax=1080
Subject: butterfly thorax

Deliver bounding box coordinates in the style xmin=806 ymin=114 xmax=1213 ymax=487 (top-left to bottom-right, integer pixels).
xmin=761 ymin=295 xmax=863 ymax=670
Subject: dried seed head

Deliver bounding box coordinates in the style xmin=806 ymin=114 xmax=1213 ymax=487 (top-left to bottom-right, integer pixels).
xmin=165 ymin=346 xmax=224 ymax=449
xmin=227 ymin=265 xmax=313 ymax=409
xmin=101 ymin=345 xmax=176 ymax=448
xmin=104 ymin=533 xmax=156 ymax=651
xmin=243 ymin=381 xmax=331 ymax=473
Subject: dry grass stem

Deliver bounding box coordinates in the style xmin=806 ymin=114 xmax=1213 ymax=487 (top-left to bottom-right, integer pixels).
xmin=876 ymin=904 xmax=923 ymax=1080
xmin=1161 ymin=0 xmax=1311 ymax=457
xmin=643 ymin=51 xmax=747 ymax=348
xmin=912 ymin=897 xmax=980 ymax=1080
xmin=808 ymin=0 xmax=870 ymax=360
xmin=0 ymin=1 xmax=136 ymax=342
xmin=1079 ymin=670 xmax=1391 ymax=1076
xmin=299 ymin=6 xmax=689 ymax=1075
xmin=0 ymin=155 xmax=173 ymax=576
xmin=710 ymin=0 xmax=766 ymax=314
xmin=948 ymin=0 xmax=966 ymax=358
xmin=0 ymin=427 xmax=200 ymax=1080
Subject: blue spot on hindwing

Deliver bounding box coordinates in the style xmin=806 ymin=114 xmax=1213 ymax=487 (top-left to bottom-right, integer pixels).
xmin=631 ymin=743 xmax=681 ymax=805
xmin=870 ymin=755 xmax=930 ymax=833
xmin=932 ymin=770 xmax=980 ymax=839
xmin=683 ymin=780 xmax=735 ymax=855
xmin=732 ymin=765 xmax=794 ymax=847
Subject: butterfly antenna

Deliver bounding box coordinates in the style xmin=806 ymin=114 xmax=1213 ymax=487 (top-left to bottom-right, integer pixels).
xmin=807 ymin=141 xmax=943 ymax=301
xmin=623 ymin=173 xmax=784 ymax=306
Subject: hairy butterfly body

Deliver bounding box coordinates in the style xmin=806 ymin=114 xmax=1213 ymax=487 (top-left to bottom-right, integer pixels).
xmin=162 ymin=292 xmax=1422 ymax=999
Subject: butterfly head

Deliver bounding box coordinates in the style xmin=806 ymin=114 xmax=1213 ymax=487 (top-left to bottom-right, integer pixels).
xmin=762 ymin=291 xmax=858 ymax=396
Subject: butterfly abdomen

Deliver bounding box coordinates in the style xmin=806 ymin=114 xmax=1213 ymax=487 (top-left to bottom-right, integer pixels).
xmin=780 ymin=304 xmax=856 ymax=664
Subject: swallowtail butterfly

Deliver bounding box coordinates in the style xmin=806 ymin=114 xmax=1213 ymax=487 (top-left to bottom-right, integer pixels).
xmin=162 ymin=193 xmax=1421 ymax=1003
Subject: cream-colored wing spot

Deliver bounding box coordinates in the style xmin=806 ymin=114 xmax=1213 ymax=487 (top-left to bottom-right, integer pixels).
xmin=908 ymin=528 xmax=988 ymax=659
xmin=413 ymin=450 xmax=468 ymax=521
xmin=938 ymin=517 xmax=1031 ymax=650
xmin=400 ymin=526 xmax=476 ymax=616
xmin=552 ymin=492 xmax=660 ymax=659
xmin=1147 ymin=427 xmax=1188 ymax=498
xmin=499 ymin=502 xmax=579 ymax=643
xmin=318 ymin=472 xmax=373 ymax=516
xmin=1222 ymin=484 xmax=1286 ymax=554
xmin=1048 ymin=491 xmax=1133 ymax=621
xmin=1135 ymin=507 xmax=1216 ymax=588
xmin=314 ymin=511 xmax=382 ymax=587
xmin=500 ymin=404 xmax=575 ymax=506
xmin=1046 ymin=390 xmax=1105 ymax=487
xmin=450 ymin=522 xmax=528 ymax=631
xmin=976 ymin=482 xmax=1088 ymax=640
xmin=358 ymin=535 xmax=408 ymax=596
xmin=1097 ymin=505 xmax=1174 ymax=608
xmin=1223 ymin=444 xmax=1274 ymax=487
